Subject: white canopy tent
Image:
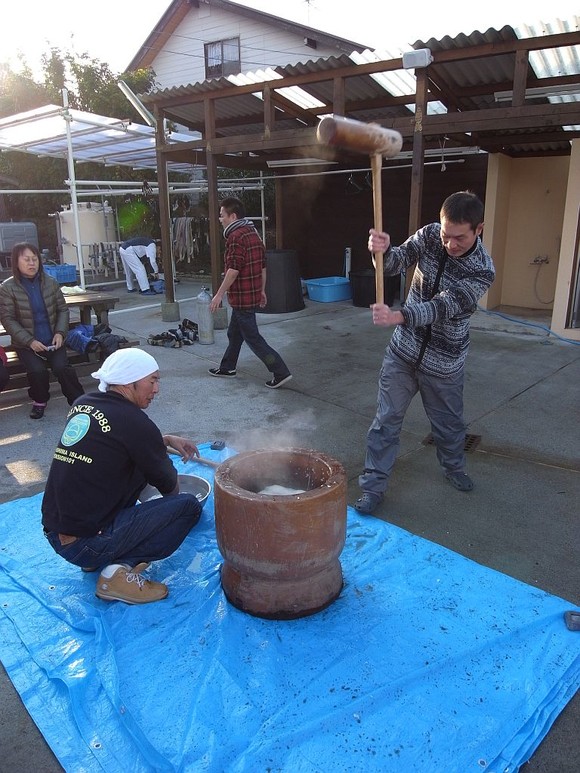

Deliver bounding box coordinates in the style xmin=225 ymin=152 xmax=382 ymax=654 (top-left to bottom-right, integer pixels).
xmin=0 ymin=94 xmax=196 ymax=287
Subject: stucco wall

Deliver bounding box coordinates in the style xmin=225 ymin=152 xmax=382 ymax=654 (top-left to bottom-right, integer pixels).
xmin=497 ymin=156 xmax=569 ymax=309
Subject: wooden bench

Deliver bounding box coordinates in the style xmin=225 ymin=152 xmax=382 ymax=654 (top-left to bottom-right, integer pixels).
xmin=0 ymin=289 xmax=142 ymax=394
xmin=1 ymin=339 xmax=140 ymax=394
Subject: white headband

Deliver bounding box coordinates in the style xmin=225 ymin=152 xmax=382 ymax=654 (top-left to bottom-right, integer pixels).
xmin=91 ymin=348 xmax=159 ymax=392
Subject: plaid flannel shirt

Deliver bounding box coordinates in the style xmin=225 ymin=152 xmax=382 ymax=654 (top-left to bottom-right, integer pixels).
xmin=223 ymin=219 xmax=265 ymax=309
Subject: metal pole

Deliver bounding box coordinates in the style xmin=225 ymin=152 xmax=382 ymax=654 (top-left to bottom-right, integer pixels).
xmin=260 ymin=171 xmax=266 ymax=246
xmin=62 ymin=89 xmax=86 ymax=289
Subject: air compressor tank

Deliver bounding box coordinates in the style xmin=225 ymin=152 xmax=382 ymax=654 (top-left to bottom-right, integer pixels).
xmin=196 ymin=286 xmax=215 ymax=344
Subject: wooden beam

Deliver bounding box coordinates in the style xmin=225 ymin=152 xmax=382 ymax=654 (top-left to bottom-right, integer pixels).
xmin=409 ymin=69 xmax=428 ymax=235
xmin=429 ymin=31 xmax=580 ymax=63
xmin=204 ymin=97 xmax=222 ymax=295
xmin=143 ymin=56 xmax=405 ymax=110
xmin=426 ymin=72 xmax=462 ymax=113
xmin=333 ymin=76 xmax=346 ymax=116
xmin=392 ymin=101 xmax=580 ymax=137
xmin=480 ymin=129 xmax=580 ymax=149
xmin=164 ymin=72 xmax=580 ymax=136
xmin=434 ymin=73 xmax=580 ymax=101
xmin=263 ymin=84 xmax=275 ymax=136
xmin=269 ymin=91 xmax=320 ymax=126
xmin=512 ymin=49 xmax=530 ymax=107
xmin=157 ymin=99 xmax=580 ymax=167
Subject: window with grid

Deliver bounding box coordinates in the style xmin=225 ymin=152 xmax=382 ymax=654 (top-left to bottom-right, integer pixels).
xmin=204 ymin=37 xmax=241 ymax=79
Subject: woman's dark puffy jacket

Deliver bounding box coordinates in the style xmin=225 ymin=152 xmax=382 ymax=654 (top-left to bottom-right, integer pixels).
xmin=0 ymin=273 xmax=69 ymax=348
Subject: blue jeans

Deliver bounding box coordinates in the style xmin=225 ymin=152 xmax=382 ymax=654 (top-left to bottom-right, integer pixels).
xmin=44 ymin=493 xmax=201 ymax=569
xmin=359 ymin=349 xmax=466 ymax=496
xmin=221 ymin=308 xmax=290 ymax=378
xmin=0 ymin=360 xmax=8 ymax=393
xmin=16 ymin=346 xmax=84 ymax=405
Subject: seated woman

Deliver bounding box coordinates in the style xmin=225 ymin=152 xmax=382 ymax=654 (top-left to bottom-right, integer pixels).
xmin=0 ymin=243 xmax=84 ymax=419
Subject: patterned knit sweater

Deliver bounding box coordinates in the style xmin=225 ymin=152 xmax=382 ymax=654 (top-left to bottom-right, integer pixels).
xmin=386 ymin=223 xmax=495 ymax=376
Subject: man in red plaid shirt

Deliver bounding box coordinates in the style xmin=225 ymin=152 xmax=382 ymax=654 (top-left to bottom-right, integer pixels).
xmin=208 ymin=197 xmax=292 ymax=389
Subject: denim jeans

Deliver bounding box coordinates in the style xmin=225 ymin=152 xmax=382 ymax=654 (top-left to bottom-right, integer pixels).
xmin=44 ymin=493 xmax=202 ymax=569
xmin=0 ymin=361 xmax=8 ymax=393
xmin=221 ymin=308 xmax=290 ymax=378
xmin=359 ymin=348 xmax=466 ymax=496
xmin=16 ymin=346 xmax=84 ymax=405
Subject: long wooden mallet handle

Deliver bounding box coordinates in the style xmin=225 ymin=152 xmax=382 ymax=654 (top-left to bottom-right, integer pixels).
xmin=167 ymin=446 xmax=221 ymax=468
xmin=371 ymin=152 xmax=384 ymax=305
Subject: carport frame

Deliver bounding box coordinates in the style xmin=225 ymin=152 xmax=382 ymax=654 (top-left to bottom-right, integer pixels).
xmin=0 ymin=91 xmax=195 ymax=289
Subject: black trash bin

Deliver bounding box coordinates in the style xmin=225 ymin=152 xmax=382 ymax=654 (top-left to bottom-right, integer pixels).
xmin=350 ymin=269 xmax=399 ymax=307
xmin=262 ymin=249 xmax=305 ymax=314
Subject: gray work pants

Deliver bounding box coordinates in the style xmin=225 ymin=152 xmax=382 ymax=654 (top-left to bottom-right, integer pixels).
xmin=359 ymin=348 xmax=467 ymax=496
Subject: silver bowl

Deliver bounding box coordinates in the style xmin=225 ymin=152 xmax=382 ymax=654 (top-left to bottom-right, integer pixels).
xmin=139 ymin=473 xmax=211 ymax=510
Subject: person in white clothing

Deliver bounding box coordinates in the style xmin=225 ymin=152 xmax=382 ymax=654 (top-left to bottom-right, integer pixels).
xmin=119 ymin=237 xmax=160 ymax=295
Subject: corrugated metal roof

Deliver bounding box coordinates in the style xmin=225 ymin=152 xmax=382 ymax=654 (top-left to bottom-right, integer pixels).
xmin=143 ymin=52 xmax=413 ymax=134
xmin=277 ymin=52 xmax=415 ymax=121
xmin=513 ymin=17 xmax=580 ymax=76
xmin=142 ymin=17 xmax=580 ymax=161
xmin=1 ymin=20 xmax=576 ymax=176
xmin=414 ymin=17 xmax=580 ymax=137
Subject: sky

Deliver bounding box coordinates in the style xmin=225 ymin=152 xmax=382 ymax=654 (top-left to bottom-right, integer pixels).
xmin=2 ymin=0 xmax=578 ymax=75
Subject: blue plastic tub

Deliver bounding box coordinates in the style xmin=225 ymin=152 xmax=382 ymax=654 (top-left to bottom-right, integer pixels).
xmin=43 ymin=264 xmax=77 ymax=283
xmin=305 ymin=276 xmax=352 ymax=303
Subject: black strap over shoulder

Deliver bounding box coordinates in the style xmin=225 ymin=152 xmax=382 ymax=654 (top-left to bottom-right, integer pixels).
xmin=415 ymin=253 xmax=447 ymax=369
xmin=431 ymin=253 xmax=448 ymax=299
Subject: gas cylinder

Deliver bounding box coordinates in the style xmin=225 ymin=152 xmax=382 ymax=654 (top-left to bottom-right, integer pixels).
xmin=196 ymin=286 xmax=215 ymax=344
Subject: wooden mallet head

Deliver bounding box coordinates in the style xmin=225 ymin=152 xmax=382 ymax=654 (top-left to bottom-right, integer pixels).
xmin=316 ymin=116 xmax=402 ymax=158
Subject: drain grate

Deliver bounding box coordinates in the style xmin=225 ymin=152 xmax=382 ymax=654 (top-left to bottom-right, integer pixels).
xmin=422 ymin=433 xmax=482 ymax=453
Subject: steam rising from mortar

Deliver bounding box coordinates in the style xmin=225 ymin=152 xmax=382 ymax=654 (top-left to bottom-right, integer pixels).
xmin=228 ymin=409 xmax=320 ymax=492
xmin=230 ymin=409 xmax=317 ymax=453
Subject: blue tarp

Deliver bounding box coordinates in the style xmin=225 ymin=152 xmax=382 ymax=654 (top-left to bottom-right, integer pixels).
xmin=1 ymin=444 xmax=578 ymax=772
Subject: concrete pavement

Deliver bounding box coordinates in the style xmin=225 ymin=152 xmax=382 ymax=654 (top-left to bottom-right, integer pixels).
xmin=1 ymin=277 xmax=578 ymax=771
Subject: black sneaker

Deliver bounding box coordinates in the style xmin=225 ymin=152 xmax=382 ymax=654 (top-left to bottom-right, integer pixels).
xmin=265 ymin=374 xmax=292 ymax=389
xmin=445 ymin=470 xmax=474 ymax=492
xmin=30 ymin=404 xmax=46 ymax=419
xmin=208 ymin=367 xmax=237 ymax=378
xmin=353 ymin=491 xmax=384 ymax=515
